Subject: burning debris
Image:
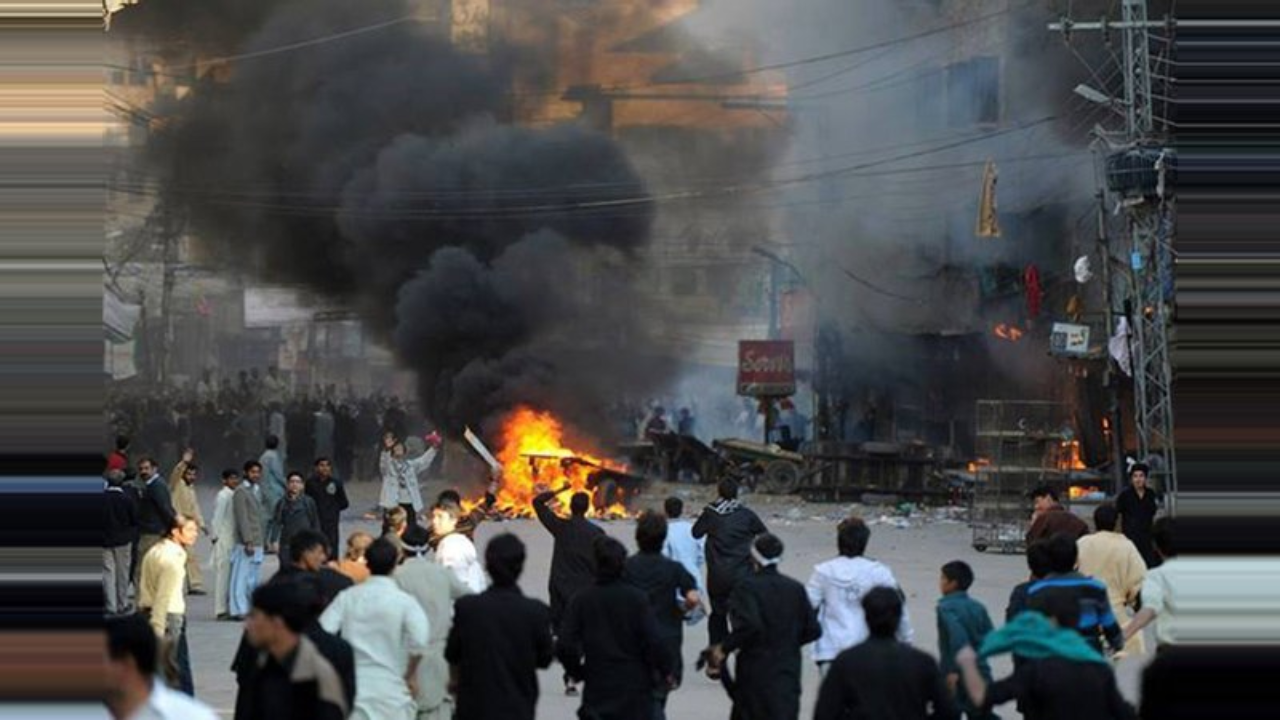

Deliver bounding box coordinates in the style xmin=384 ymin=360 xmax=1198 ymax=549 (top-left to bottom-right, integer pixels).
xmin=472 ymin=406 xmax=637 ymax=519
xmin=992 ymin=323 xmax=1025 ymax=342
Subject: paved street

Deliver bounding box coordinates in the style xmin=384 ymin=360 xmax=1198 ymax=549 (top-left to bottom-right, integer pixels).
xmin=179 ymin=476 xmax=1151 ymax=719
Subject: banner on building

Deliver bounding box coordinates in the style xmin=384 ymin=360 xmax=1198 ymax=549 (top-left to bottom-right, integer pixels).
xmin=737 ymin=340 xmax=795 ymax=397
xmin=105 ymin=339 xmax=138 ymax=380
xmin=1050 ymin=322 xmax=1091 ymax=357
xmin=244 ymin=286 xmax=334 ymax=328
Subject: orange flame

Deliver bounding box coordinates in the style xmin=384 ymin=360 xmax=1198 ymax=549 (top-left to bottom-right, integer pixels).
xmin=993 ymin=323 xmax=1024 ymax=342
xmin=1068 ymin=485 xmax=1099 ymax=500
xmin=1058 ymin=440 xmax=1087 ymax=471
xmin=472 ymin=406 xmax=629 ymax=519
xmin=966 ymin=457 xmax=992 ymax=473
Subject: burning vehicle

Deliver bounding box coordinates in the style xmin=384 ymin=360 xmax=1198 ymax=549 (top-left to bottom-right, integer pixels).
xmin=463 ymin=406 xmax=648 ymax=519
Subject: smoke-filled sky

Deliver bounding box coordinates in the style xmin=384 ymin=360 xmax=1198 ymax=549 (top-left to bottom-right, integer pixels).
xmin=112 ymin=0 xmax=1173 ymax=436
xmin=114 ymin=0 xmax=669 ymax=435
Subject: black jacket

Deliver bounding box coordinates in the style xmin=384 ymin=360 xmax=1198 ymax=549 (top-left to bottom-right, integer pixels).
xmin=233 ymin=568 xmax=356 ymax=716
xmin=813 ymin=636 xmax=960 ymax=720
xmin=722 ymin=567 xmax=822 ymax=720
xmin=533 ymin=490 xmax=604 ymax=625
xmin=234 ymin=635 xmax=349 ymax=720
xmin=270 ymin=495 xmax=321 ymax=556
xmin=556 ymin=579 xmax=671 ymax=720
xmin=1116 ymin=486 xmax=1161 ymax=568
xmin=104 ymin=484 xmax=139 ymax=548
xmin=624 ymin=552 xmax=698 ymax=681
xmin=138 ymin=475 xmax=176 ymax=535
xmin=304 ymin=473 xmax=349 ymax=556
xmin=446 ymin=585 xmax=554 ymax=720
xmin=985 ymin=656 xmax=1136 ymax=720
xmin=692 ymin=499 xmax=768 ymax=598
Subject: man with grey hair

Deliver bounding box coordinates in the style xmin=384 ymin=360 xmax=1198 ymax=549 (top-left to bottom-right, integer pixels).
xmin=104 ymin=469 xmax=139 ymax=615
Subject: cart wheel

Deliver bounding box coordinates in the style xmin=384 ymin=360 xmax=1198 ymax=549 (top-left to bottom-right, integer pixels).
xmin=973 ymin=544 xmax=988 ymax=553
xmin=761 ymin=461 xmax=800 ymax=495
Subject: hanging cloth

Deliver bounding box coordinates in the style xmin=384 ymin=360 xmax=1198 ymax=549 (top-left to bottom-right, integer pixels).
xmin=1023 ymin=264 xmax=1042 ymax=319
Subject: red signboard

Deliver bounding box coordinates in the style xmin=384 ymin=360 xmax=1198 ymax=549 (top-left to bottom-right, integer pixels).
xmin=737 ymin=340 xmax=796 ymax=397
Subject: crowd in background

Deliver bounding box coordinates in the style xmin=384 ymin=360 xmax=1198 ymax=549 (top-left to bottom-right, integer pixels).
xmin=106 ymin=366 xmax=432 ymax=486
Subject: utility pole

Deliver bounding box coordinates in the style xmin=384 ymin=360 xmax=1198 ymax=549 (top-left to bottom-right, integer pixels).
xmin=1050 ymin=0 xmax=1178 ymax=509
xmin=157 ymin=197 xmax=179 ymax=387
xmin=1096 ymin=190 xmax=1126 ymax=495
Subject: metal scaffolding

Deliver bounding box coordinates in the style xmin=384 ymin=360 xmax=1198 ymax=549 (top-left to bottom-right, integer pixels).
xmin=1049 ymin=0 xmax=1179 ymax=509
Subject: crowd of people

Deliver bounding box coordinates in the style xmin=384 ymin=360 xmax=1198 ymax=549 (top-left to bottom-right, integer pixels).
xmin=106 ymin=431 xmax=1179 ymax=719
xmin=106 ymin=368 xmax=429 ymax=488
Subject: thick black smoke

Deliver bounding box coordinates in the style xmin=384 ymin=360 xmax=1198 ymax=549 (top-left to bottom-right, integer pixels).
xmin=119 ymin=0 xmax=665 ymax=434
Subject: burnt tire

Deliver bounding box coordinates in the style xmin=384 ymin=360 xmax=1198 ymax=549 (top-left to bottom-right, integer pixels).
xmin=761 ymin=460 xmax=800 ymax=495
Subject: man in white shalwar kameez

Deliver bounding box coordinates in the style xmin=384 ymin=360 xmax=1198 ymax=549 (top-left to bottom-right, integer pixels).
xmin=395 ymin=525 xmax=472 ymax=720
xmin=209 ymin=469 xmax=240 ymax=619
xmin=321 ymin=537 xmax=430 ymax=720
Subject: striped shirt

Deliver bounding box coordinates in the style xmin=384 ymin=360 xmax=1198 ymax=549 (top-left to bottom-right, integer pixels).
xmin=1027 ymin=573 xmax=1124 ymax=654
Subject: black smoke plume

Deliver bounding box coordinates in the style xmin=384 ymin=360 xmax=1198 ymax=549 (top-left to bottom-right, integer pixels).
xmin=115 ymin=0 xmax=665 ymax=435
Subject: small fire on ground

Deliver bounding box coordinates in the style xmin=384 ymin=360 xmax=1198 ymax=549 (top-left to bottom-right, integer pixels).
xmin=467 ymin=406 xmax=630 ymax=519
xmin=993 ymin=323 xmax=1024 ymax=342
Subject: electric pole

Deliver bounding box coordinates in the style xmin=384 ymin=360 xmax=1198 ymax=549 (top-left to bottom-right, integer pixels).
xmin=1049 ymin=0 xmax=1178 ymax=509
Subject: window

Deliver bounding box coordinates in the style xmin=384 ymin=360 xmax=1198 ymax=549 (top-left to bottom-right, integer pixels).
xmin=946 ymin=56 xmax=999 ymax=127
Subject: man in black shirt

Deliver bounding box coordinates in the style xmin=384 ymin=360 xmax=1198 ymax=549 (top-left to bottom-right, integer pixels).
xmin=692 ymin=478 xmax=768 ymax=648
xmin=532 ymin=486 xmax=602 ymax=697
xmin=238 ymin=579 xmax=349 ymax=720
xmin=446 ymin=533 xmax=555 ymax=720
xmin=135 ymin=456 xmax=176 ymax=583
xmin=1115 ymin=463 xmax=1161 ymax=568
xmin=557 ymin=535 xmax=671 ymax=720
xmin=104 ymin=470 xmax=139 ymax=616
xmin=956 ymin=590 xmax=1136 ymax=720
xmin=814 ymin=586 xmax=958 ymax=720
xmin=304 ymin=458 xmax=349 ymax=559
xmin=708 ymin=533 xmax=821 ymax=720
xmin=232 ymin=531 xmax=355 ymax=717
xmin=624 ymin=511 xmax=700 ymax=720
xmin=533 ymin=489 xmax=604 ymax=630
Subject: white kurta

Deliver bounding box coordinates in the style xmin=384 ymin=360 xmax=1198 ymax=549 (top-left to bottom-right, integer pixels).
xmin=435 ymin=533 xmax=488 ymax=593
xmin=320 ymin=576 xmax=431 ymax=720
xmin=210 ymin=486 xmax=237 ymax=617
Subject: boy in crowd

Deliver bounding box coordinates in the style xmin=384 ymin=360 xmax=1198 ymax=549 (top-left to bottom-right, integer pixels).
xmin=937 ymin=561 xmax=1000 ymax=719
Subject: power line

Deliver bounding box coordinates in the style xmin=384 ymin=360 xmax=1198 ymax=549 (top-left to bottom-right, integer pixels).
xmin=593 ymin=1 xmax=1035 ymax=93
xmin=154 ymin=14 xmax=419 ymax=72
xmin=111 ymin=117 xmax=1060 ymax=215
